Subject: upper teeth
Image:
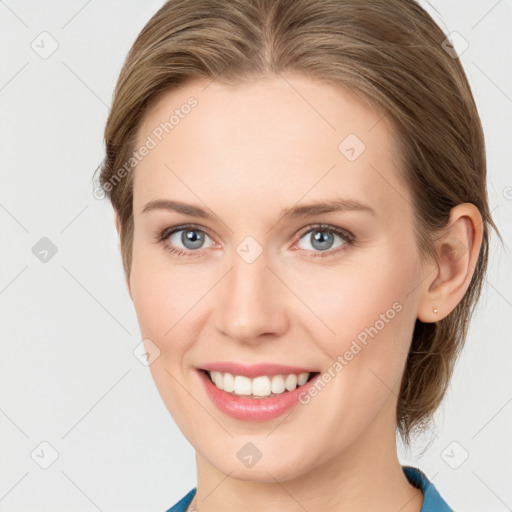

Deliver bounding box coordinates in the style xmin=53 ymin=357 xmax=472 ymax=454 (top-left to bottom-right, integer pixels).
xmin=208 ymin=371 xmax=310 ymax=397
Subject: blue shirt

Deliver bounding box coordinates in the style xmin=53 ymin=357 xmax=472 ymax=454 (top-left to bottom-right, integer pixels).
xmin=165 ymin=465 xmax=453 ymax=511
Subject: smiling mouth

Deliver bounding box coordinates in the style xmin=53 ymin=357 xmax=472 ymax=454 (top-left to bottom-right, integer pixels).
xmin=201 ymin=369 xmax=320 ymax=399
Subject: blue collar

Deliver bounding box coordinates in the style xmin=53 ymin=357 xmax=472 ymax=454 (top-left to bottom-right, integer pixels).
xmin=402 ymin=466 xmax=453 ymax=511
xmin=166 ymin=465 xmax=453 ymax=511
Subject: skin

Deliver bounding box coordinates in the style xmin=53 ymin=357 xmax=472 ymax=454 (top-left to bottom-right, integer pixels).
xmin=120 ymin=74 xmax=483 ymax=511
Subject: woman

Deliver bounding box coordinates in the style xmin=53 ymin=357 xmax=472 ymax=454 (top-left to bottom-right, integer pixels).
xmin=96 ymin=0 xmax=499 ymax=510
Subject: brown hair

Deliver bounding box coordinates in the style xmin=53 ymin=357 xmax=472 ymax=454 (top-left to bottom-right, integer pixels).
xmin=95 ymin=0 xmax=500 ymax=447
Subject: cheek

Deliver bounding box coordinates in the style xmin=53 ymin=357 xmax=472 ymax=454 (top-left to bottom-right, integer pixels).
xmin=130 ymin=261 xmax=173 ymax=340
xmin=286 ymin=246 xmax=420 ymax=361
xmin=130 ymin=243 xmax=206 ymax=427
xmin=129 ymin=237 xmax=206 ymax=339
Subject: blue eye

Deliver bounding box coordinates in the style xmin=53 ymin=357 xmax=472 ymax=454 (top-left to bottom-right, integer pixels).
xmin=171 ymin=228 xmax=208 ymax=250
xmin=159 ymin=225 xmax=214 ymax=257
xmin=296 ymin=225 xmax=353 ymax=258
xmin=158 ymin=223 xmax=354 ymax=258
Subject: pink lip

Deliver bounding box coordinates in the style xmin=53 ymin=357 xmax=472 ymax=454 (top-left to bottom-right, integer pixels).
xmin=197 ymin=368 xmax=321 ymax=422
xmin=199 ymin=361 xmax=318 ymax=378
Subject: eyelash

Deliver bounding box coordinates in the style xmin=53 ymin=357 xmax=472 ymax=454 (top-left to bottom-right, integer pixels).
xmin=156 ymin=223 xmax=355 ymax=259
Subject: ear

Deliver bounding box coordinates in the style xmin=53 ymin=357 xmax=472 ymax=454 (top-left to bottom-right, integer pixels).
xmin=114 ymin=212 xmax=133 ymax=300
xmin=417 ymin=203 xmax=484 ymax=323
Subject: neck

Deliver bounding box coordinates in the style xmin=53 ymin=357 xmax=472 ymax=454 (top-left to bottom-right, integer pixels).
xmin=190 ymin=398 xmax=423 ymax=512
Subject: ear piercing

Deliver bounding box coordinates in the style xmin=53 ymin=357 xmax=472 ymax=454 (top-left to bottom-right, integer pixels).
xmin=433 ymin=307 xmax=438 ymax=314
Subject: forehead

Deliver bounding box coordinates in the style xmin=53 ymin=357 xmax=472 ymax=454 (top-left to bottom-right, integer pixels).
xmin=132 ymin=74 xmax=410 ymax=219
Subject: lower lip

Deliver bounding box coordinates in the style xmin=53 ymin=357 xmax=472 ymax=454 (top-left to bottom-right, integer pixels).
xmin=198 ymin=369 xmax=320 ymax=422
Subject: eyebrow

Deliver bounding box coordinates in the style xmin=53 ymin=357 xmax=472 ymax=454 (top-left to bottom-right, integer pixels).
xmin=141 ymin=198 xmax=376 ymax=221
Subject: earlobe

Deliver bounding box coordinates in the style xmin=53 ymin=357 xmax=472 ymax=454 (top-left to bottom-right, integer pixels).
xmin=417 ymin=203 xmax=483 ymax=323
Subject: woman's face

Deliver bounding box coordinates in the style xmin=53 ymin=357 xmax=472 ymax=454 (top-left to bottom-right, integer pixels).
xmin=128 ymin=75 xmax=428 ymax=482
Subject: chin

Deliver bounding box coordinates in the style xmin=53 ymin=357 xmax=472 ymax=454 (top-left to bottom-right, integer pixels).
xmin=199 ymin=442 xmax=313 ymax=483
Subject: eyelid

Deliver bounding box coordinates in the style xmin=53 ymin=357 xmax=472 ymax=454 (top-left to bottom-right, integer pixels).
xmin=158 ymin=222 xmax=211 ymax=241
xmin=294 ymin=223 xmax=354 ymax=242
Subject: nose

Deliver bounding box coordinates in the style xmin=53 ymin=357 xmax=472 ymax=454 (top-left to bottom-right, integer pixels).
xmin=213 ymin=250 xmax=289 ymax=344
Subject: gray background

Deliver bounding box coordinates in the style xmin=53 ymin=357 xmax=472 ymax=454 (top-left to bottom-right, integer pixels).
xmin=1 ymin=1 xmax=511 ymax=510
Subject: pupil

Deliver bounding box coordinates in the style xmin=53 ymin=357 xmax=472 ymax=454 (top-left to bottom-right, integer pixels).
xmin=183 ymin=230 xmax=204 ymax=249
xmin=312 ymin=231 xmax=333 ymax=250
